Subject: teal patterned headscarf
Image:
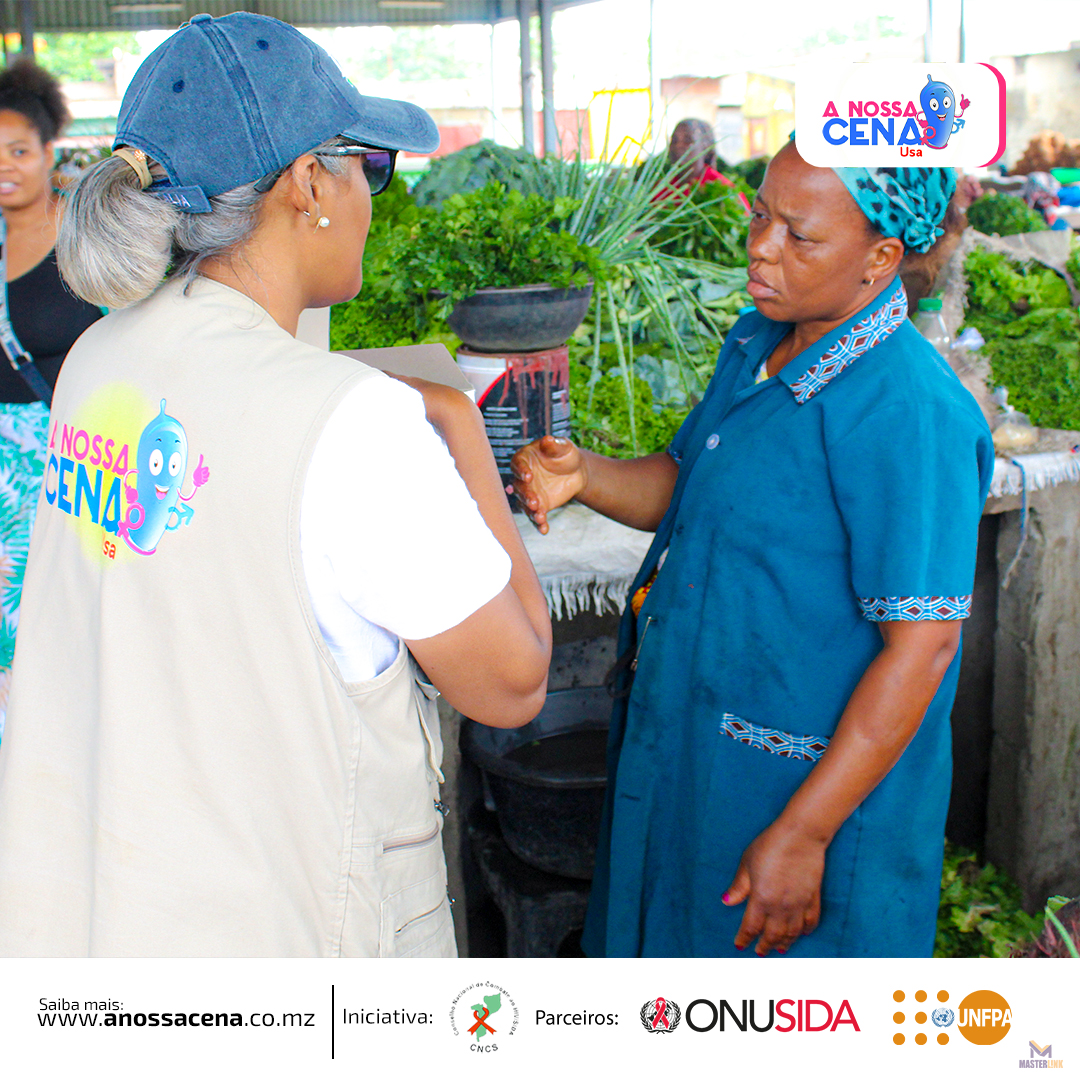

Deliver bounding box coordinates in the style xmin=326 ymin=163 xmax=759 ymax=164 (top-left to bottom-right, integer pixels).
xmin=832 ymin=166 xmax=957 ymax=253
xmin=785 ymin=133 xmax=957 ymax=253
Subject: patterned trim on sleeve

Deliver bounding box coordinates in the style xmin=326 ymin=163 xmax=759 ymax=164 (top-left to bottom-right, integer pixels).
xmin=789 ymin=282 xmax=908 ymax=404
xmin=858 ymin=595 xmax=972 ymax=621
xmin=720 ymin=714 xmax=831 ymax=762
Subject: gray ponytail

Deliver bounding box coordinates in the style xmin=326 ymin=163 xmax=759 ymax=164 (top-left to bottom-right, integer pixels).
xmin=57 ymin=141 xmax=350 ymax=310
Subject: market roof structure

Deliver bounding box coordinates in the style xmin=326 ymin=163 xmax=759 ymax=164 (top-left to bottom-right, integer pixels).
xmin=0 ymin=1 xmax=597 ymax=31
xmin=2 ymin=0 xmax=600 ymax=153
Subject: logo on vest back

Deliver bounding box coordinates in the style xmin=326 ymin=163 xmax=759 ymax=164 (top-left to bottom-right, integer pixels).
xmin=45 ymin=385 xmax=209 ymax=561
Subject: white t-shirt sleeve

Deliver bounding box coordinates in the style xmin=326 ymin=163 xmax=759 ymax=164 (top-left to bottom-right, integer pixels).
xmin=301 ymin=373 xmax=512 ymax=647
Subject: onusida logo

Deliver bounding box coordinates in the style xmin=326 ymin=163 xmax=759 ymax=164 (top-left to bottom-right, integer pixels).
xmin=684 ymin=998 xmax=859 ymax=1034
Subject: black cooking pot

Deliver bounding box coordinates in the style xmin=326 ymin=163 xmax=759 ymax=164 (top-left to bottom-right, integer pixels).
xmin=460 ymin=687 xmax=611 ymax=880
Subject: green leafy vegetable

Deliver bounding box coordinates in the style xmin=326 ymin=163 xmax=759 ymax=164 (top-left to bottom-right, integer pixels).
xmin=983 ymin=308 xmax=1080 ymax=430
xmin=966 ymin=191 xmax=1048 ymax=237
xmin=961 ymin=246 xmax=1080 ymax=430
xmin=935 ymin=842 xmax=1044 ymax=957
xmin=568 ymin=357 xmax=689 ymax=458
xmin=651 ymin=179 xmax=752 ymax=267
xmin=401 ymin=183 xmax=602 ymax=312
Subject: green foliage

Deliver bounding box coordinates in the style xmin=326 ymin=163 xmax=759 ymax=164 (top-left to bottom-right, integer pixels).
xmin=964 ymin=246 xmax=1069 ymax=330
xmin=403 ymin=183 xmax=602 ymax=311
xmin=966 ymin=191 xmax=1048 ymax=237
xmin=568 ymin=356 xmax=690 ymax=458
xmin=962 ymin=247 xmax=1080 ymax=430
xmin=37 ymin=33 xmax=138 ymax=83
xmin=411 ymin=140 xmax=543 ymax=208
xmin=935 ymin=842 xmax=1043 ymax=958
xmin=728 ymin=156 xmax=769 ymax=191
xmin=652 ymin=180 xmax=752 ymax=267
xmin=329 ymin=176 xmax=449 ymax=351
xmin=983 ymin=309 xmax=1080 ymax=431
xmin=1066 ymin=235 xmax=1080 ymax=291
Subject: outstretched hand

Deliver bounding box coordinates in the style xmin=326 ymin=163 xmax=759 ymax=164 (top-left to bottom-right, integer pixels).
xmin=509 ymin=436 xmax=588 ymax=534
xmin=723 ymin=819 xmax=827 ymax=956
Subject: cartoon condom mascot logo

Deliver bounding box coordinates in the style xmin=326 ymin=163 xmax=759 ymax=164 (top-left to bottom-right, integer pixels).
xmin=119 ymin=399 xmax=209 ymax=555
xmin=918 ymin=74 xmax=969 ymax=149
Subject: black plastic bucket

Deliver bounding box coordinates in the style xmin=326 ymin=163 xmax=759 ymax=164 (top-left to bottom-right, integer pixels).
xmin=460 ymin=687 xmax=611 ymax=880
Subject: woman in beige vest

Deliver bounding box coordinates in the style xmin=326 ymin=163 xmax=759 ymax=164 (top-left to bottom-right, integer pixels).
xmin=0 ymin=13 xmax=550 ymax=957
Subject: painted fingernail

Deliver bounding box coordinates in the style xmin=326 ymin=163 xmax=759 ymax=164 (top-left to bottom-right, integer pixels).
xmin=721 ymin=892 xmax=730 ymax=903
xmin=735 ymin=944 xmax=746 ymax=951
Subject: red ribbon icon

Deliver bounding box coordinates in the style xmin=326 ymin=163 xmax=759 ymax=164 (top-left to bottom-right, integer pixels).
xmin=469 ymin=1006 xmax=495 ymax=1035
xmin=651 ymin=998 xmax=670 ymax=1030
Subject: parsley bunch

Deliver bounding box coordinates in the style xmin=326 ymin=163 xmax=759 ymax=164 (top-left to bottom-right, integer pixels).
xmin=402 ymin=183 xmax=602 ymax=313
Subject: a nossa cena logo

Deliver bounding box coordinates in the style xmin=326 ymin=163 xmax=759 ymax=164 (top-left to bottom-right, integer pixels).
xmin=45 ymin=390 xmax=209 ymax=560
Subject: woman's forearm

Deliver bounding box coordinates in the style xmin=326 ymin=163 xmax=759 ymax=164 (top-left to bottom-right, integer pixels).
xmin=575 ymin=449 xmax=680 ymax=532
xmin=778 ymin=620 xmax=962 ymax=844
xmin=410 ymin=379 xmax=551 ymax=652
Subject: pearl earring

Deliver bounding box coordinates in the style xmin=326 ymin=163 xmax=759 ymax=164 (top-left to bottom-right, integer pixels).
xmin=317 ymin=216 xmax=330 ymax=229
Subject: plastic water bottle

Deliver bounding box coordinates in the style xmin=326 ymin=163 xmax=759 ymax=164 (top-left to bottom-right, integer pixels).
xmin=912 ymin=297 xmax=952 ymax=356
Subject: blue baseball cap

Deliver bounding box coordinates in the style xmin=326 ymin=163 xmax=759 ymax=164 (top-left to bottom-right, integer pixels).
xmin=114 ymin=11 xmax=439 ymax=213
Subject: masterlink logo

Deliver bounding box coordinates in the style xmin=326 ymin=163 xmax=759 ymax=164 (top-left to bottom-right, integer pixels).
xmin=957 ymin=990 xmax=1012 ymax=1045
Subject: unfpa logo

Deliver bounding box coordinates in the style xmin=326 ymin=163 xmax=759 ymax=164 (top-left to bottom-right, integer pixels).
xmin=892 ymin=988 xmax=1012 ymax=1046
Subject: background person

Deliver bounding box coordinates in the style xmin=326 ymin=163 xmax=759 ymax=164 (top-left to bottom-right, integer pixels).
xmin=0 ymin=13 xmax=550 ymax=957
xmin=0 ymin=60 xmax=102 ymax=736
xmin=513 ymin=146 xmax=993 ymax=958
xmin=662 ymin=117 xmax=750 ymax=210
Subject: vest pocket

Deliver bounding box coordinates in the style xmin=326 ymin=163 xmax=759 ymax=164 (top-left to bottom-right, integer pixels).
xmin=379 ymin=857 xmax=456 ymax=958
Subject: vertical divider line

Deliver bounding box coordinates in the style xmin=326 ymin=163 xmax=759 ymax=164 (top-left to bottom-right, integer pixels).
xmin=331 ymin=983 xmax=335 ymax=1060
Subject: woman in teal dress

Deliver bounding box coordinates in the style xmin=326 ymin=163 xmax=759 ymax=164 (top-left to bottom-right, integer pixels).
xmin=512 ymin=145 xmax=994 ymax=957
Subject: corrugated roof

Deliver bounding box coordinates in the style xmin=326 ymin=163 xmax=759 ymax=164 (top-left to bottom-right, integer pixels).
xmin=0 ymin=0 xmax=598 ymax=32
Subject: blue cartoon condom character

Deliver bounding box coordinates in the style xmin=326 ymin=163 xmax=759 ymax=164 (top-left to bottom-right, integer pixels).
xmin=121 ymin=399 xmax=208 ymax=555
xmin=919 ymin=74 xmax=968 ymax=149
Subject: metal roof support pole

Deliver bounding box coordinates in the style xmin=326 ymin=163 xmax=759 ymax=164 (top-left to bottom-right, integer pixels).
xmin=539 ymin=0 xmax=557 ymax=157
xmin=19 ymin=0 xmax=35 ymax=56
xmin=519 ymin=0 xmax=535 ymax=155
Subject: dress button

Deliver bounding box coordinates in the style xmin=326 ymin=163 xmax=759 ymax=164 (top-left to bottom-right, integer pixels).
xmin=705 ymin=434 xmax=719 ymax=450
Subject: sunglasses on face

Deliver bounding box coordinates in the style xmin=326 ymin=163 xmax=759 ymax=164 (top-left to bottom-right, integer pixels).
xmin=253 ymin=144 xmax=398 ymax=196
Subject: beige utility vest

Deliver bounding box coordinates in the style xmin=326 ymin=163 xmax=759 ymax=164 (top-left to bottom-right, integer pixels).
xmin=0 ymin=277 xmax=455 ymax=957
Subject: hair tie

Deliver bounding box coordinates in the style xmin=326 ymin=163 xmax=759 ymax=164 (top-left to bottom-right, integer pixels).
xmin=113 ymin=146 xmax=152 ymax=190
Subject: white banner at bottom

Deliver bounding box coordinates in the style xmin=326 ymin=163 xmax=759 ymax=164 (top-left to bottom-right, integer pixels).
xmin=1 ymin=957 xmax=1071 ymax=1079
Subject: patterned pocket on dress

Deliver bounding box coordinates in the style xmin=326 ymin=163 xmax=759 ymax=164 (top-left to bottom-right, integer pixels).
xmin=720 ymin=714 xmax=830 ymax=762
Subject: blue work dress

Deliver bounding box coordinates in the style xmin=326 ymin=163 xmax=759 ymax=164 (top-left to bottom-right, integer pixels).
xmin=581 ymin=279 xmax=995 ymax=958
